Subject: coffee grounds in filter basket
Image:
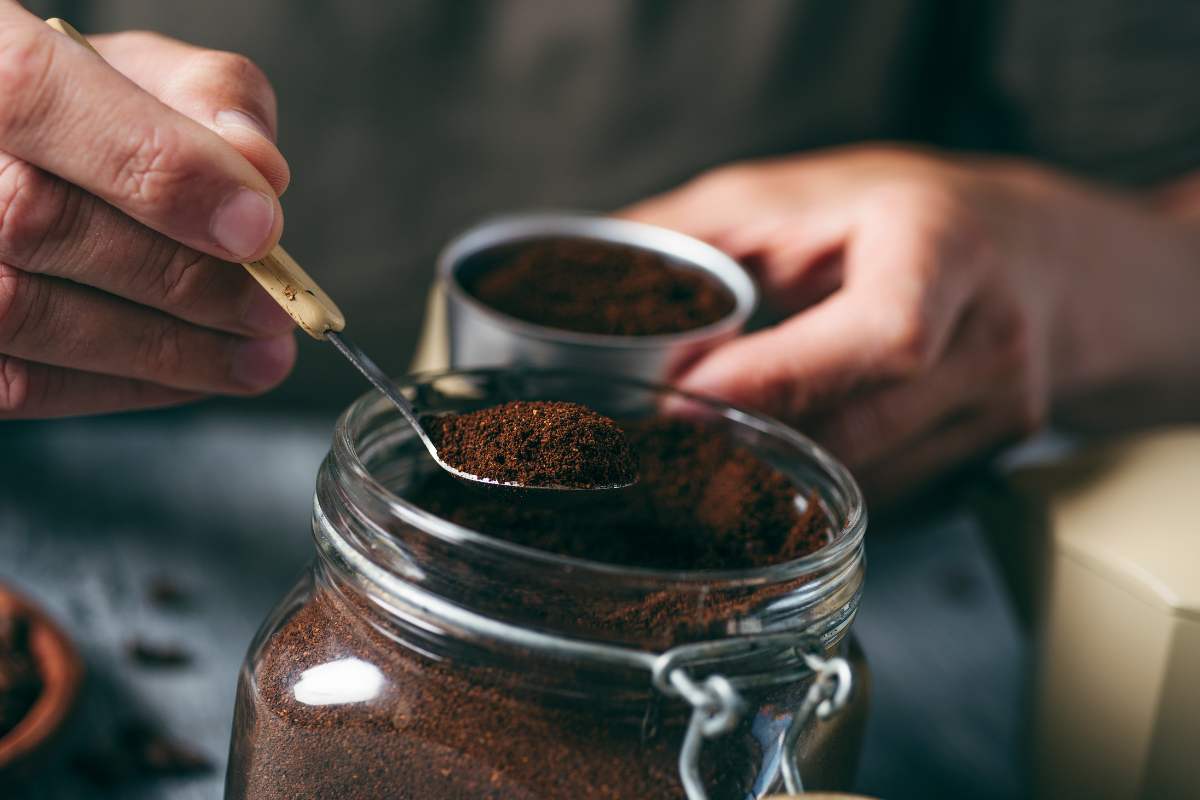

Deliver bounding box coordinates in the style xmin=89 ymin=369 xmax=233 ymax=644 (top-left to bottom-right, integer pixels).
xmin=466 ymin=238 xmax=737 ymax=336
xmin=428 ymin=401 xmax=638 ymax=489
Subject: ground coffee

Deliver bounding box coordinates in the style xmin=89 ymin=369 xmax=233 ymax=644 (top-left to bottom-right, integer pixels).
xmin=0 ymin=602 xmax=41 ymax=738
xmin=466 ymin=238 xmax=736 ymax=336
xmin=416 ymin=417 xmax=828 ymax=570
xmin=230 ymin=585 xmax=781 ymax=800
xmin=429 ymin=401 xmax=637 ymax=489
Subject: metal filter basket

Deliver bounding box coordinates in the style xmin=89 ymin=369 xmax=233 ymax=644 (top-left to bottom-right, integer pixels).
xmin=437 ymin=213 xmax=758 ymax=382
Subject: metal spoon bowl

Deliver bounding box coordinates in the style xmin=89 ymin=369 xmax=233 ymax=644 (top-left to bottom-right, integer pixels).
xmin=328 ymin=333 xmax=638 ymax=500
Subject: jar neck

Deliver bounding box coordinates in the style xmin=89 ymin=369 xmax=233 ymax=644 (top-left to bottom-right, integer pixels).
xmin=312 ymin=382 xmax=866 ymax=679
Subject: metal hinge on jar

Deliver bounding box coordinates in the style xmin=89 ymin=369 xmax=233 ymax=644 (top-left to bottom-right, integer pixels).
xmin=650 ymin=632 xmax=854 ymax=799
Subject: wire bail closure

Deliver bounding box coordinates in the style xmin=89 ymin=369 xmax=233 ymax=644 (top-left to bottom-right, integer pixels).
xmin=650 ymin=632 xmax=853 ymax=799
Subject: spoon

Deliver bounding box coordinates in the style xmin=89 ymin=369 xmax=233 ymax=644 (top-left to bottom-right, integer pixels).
xmin=48 ymin=17 xmax=635 ymax=499
xmin=249 ymin=250 xmax=637 ymax=499
xmin=249 ymin=256 xmax=639 ymax=500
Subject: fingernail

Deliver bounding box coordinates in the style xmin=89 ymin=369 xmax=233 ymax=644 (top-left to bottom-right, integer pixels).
xmin=232 ymin=334 xmax=295 ymax=390
xmin=242 ymin=288 xmax=295 ymax=335
xmin=211 ymin=188 xmax=276 ymax=260
xmin=214 ymin=108 xmax=273 ymax=141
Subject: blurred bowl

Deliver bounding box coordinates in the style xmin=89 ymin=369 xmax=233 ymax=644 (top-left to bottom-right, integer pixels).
xmin=437 ymin=212 xmax=757 ymax=382
xmin=0 ymin=585 xmax=82 ymax=772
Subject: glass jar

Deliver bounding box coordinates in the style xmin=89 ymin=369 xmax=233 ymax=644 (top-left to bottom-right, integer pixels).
xmin=225 ymin=369 xmax=868 ymax=800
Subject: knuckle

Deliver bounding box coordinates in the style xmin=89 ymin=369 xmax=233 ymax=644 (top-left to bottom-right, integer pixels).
xmin=990 ymin=304 xmax=1034 ymax=373
xmin=0 ymin=156 xmax=58 ymax=263
xmin=880 ymin=308 xmax=934 ymax=375
xmin=0 ymin=354 xmax=29 ymax=414
xmin=136 ymin=318 xmax=188 ymax=379
xmin=206 ymin=50 xmax=268 ymax=85
xmin=825 ymin=396 xmax=891 ymax=465
xmin=694 ymin=162 xmax=759 ymax=199
xmin=158 ymin=244 xmax=217 ymax=313
xmin=886 ymin=180 xmax=960 ymax=217
xmin=0 ymin=28 xmax=56 ymax=141
xmin=111 ymin=126 xmax=191 ymax=207
xmin=894 ymin=181 xmax=993 ymax=270
xmin=0 ymin=263 xmax=46 ymax=348
xmin=189 ymin=49 xmax=274 ymax=103
xmin=868 ymin=175 xmax=965 ymax=220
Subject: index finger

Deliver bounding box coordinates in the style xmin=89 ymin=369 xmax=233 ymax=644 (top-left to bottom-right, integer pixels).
xmin=0 ymin=5 xmax=281 ymax=261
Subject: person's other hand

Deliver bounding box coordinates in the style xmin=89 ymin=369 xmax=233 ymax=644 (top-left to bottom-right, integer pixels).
xmin=623 ymin=146 xmax=1200 ymax=503
xmin=0 ymin=2 xmax=296 ymax=418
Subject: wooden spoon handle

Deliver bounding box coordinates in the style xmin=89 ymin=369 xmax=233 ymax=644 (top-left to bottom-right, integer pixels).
xmin=241 ymin=247 xmax=345 ymax=338
xmin=46 ymin=18 xmax=346 ymax=340
xmin=45 ymin=17 xmax=88 ymax=43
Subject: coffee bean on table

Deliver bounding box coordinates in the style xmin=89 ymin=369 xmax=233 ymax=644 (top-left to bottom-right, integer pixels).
xmin=127 ymin=638 xmax=193 ymax=668
xmin=73 ymin=721 xmax=213 ymax=786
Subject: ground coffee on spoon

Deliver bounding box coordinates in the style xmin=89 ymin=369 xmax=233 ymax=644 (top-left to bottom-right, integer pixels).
xmin=428 ymin=400 xmax=637 ymax=489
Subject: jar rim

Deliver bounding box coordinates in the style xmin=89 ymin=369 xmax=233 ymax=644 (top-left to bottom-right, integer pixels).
xmin=330 ymin=367 xmax=867 ymax=589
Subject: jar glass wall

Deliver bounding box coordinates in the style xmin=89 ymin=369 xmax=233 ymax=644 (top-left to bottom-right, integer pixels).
xmin=225 ymin=369 xmax=868 ymax=799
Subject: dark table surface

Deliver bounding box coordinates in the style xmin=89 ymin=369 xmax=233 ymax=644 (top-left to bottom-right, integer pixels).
xmin=0 ymin=409 xmax=1028 ymax=799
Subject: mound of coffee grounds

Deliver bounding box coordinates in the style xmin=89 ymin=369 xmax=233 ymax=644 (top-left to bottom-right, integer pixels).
xmin=466 ymin=238 xmax=736 ymax=336
xmin=428 ymin=401 xmax=637 ymax=489
xmin=146 ymin=576 xmax=192 ymax=611
xmin=0 ymin=602 xmax=41 ymax=738
xmin=414 ymin=417 xmax=829 ymax=570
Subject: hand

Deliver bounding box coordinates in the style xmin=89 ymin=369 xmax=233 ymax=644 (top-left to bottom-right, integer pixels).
xmin=0 ymin=2 xmax=296 ymax=419
xmin=623 ymin=146 xmax=1200 ymax=503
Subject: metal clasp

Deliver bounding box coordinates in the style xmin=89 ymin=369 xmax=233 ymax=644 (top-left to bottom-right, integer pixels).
xmin=650 ymin=633 xmax=852 ymax=799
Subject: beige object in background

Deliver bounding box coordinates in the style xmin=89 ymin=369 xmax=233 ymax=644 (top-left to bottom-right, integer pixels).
xmin=410 ymin=285 xmax=450 ymax=373
xmin=995 ymin=429 xmax=1200 ymax=800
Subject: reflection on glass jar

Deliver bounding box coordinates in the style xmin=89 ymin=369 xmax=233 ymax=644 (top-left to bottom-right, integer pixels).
xmin=225 ymin=369 xmax=869 ymax=800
